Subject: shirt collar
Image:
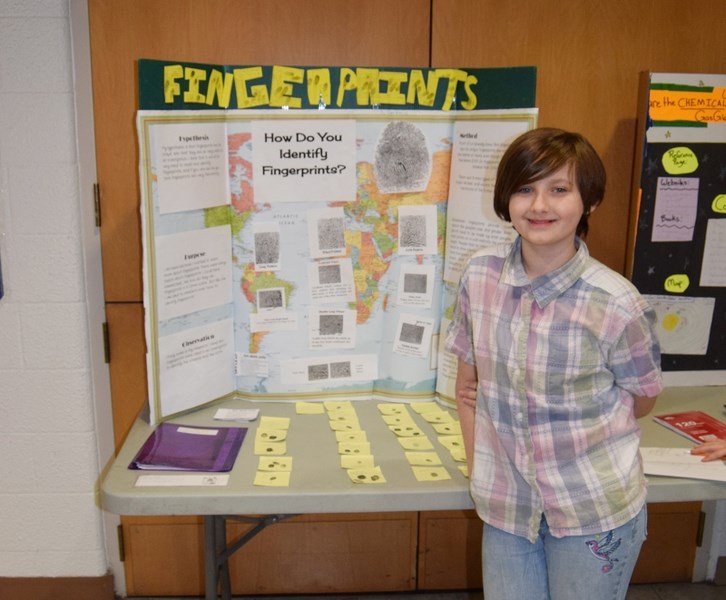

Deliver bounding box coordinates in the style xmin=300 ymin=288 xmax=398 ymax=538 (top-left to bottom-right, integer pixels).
xmin=500 ymin=236 xmax=590 ymax=308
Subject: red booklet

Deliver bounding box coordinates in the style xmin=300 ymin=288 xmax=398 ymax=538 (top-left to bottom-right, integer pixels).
xmin=653 ymin=411 xmax=726 ymax=444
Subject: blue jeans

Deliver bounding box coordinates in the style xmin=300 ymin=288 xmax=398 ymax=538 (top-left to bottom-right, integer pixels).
xmin=482 ymin=506 xmax=647 ymax=600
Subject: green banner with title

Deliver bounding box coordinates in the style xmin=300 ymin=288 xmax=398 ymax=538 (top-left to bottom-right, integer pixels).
xmin=138 ymin=59 xmax=536 ymax=111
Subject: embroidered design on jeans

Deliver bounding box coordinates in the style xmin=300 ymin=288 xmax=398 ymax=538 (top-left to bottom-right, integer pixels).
xmin=585 ymin=530 xmax=621 ymax=573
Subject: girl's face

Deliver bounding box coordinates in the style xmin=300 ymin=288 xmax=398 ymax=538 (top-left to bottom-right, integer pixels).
xmin=508 ymin=164 xmax=587 ymax=256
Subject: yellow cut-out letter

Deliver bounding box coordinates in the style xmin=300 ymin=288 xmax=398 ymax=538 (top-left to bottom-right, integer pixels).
xmin=336 ymin=68 xmax=357 ymax=107
xmin=461 ymin=74 xmax=478 ymax=110
xmin=163 ymin=64 xmax=183 ymax=103
xmin=205 ymin=69 xmax=234 ymax=108
xmin=377 ymin=70 xmax=407 ymax=105
xmin=407 ymin=70 xmax=438 ymax=107
xmin=356 ymin=68 xmax=380 ymax=106
xmin=270 ymin=65 xmax=304 ymax=108
xmin=233 ymin=67 xmax=270 ymax=109
xmin=435 ymin=69 xmax=469 ymax=111
xmin=307 ymin=68 xmax=332 ymax=107
xmin=183 ymin=67 xmax=207 ymax=104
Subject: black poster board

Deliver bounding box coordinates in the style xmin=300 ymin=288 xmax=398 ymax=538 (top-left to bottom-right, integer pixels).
xmin=628 ymin=72 xmax=726 ymax=381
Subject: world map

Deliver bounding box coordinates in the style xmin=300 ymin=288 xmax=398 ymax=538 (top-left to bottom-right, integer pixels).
xmin=201 ymin=116 xmax=454 ymax=400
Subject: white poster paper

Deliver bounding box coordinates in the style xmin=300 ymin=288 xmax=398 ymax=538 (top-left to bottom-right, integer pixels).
xmin=308 ymin=308 xmax=357 ymax=349
xmin=700 ymin=218 xmax=726 ymax=287
xmin=645 ymin=294 xmax=715 ymax=355
xmin=155 ymin=225 xmax=233 ymax=321
xmin=397 ymin=263 xmax=436 ymax=308
xmin=308 ymin=206 xmax=347 ymax=258
xmin=397 ymin=204 xmax=438 ymax=256
xmin=393 ymin=314 xmax=435 ymax=359
xmin=308 ymin=258 xmax=356 ymax=304
xmin=252 ymin=119 xmax=356 ymax=203
xmin=157 ymin=319 xmax=235 ymax=418
xmin=444 ymin=119 xmax=530 ymax=283
xmin=153 ymin=121 xmax=230 ymax=214
xmin=280 ymin=354 xmax=378 ymax=385
xmin=652 ymin=177 xmax=699 ymax=242
xmin=253 ymin=221 xmax=282 ymax=271
xmin=235 ymin=353 xmax=270 ymax=378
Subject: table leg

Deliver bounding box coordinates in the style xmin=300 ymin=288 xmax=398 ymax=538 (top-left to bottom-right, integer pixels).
xmin=215 ymin=515 xmax=232 ymax=600
xmin=203 ymin=514 xmax=294 ymax=599
xmin=203 ymin=515 xmax=220 ymax=600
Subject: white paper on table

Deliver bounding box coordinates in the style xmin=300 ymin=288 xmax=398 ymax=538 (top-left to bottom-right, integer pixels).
xmin=135 ymin=474 xmax=230 ymax=487
xmin=641 ymin=447 xmax=726 ymax=482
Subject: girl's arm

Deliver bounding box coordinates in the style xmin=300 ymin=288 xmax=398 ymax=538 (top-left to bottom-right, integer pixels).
xmin=633 ymin=395 xmax=657 ymax=419
xmin=455 ymin=358 xmax=478 ymax=472
xmin=691 ymin=439 xmax=726 ymax=462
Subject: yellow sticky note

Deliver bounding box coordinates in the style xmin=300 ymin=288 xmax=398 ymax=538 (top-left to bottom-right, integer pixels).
xmin=412 ymin=466 xmax=451 ymax=482
xmin=382 ymin=414 xmax=416 ymax=426
xmin=258 ymin=456 xmax=293 ymax=471
xmin=377 ymin=403 xmax=407 ymax=415
xmin=410 ymin=402 xmax=440 ymax=414
xmin=438 ymin=435 xmax=464 ymax=451
xmin=341 ymin=454 xmax=375 ymax=469
xmin=405 ymin=451 xmax=442 ymax=466
xmin=421 ymin=411 xmax=454 ymax=424
xmin=449 ymin=447 xmax=467 ymax=463
xmin=324 ymin=400 xmax=353 ymax=412
xmin=296 ymin=401 xmax=325 ymax=415
xmin=330 ymin=420 xmax=361 ymax=432
xmin=458 ymin=465 xmax=469 ymax=478
xmin=433 ymin=421 xmax=461 ymax=435
xmin=254 ymin=440 xmax=287 ymax=455
xmin=389 ymin=424 xmax=424 ymax=437
xmin=338 ymin=441 xmax=371 ymax=455
xmin=254 ymin=471 xmax=291 ymax=487
xmin=347 ymin=466 xmax=386 ymax=484
xmin=255 ymin=428 xmax=287 ymax=442
xmin=328 ymin=407 xmax=359 ymax=420
xmin=335 ymin=430 xmax=367 ymax=443
xmin=259 ymin=416 xmax=291 ymax=430
xmin=398 ymin=436 xmax=434 ymax=451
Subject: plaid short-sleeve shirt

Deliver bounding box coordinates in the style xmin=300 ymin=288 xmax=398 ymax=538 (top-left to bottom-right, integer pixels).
xmin=445 ymin=237 xmax=663 ymax=542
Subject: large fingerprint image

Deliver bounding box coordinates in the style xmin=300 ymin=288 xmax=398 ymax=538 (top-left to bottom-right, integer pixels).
xmin=374 ymin=121 xmax=432 ymax=193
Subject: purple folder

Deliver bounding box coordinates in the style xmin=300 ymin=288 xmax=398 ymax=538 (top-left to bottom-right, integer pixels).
xmin=129 ymin=423 xmax=247 ymax=472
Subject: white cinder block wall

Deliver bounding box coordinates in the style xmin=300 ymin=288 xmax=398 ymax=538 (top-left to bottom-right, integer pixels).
xmin=0 ymin=0 xmax=110 ymax=579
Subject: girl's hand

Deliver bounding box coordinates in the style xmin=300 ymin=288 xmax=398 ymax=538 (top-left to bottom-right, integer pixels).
xmin=456 ymin=379 xmax=478 ymax=409
xmin=690 ymin=439 xmax=726 ymax=462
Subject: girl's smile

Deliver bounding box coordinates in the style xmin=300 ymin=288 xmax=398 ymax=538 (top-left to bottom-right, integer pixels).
xmin=508 ymin=164 xmax=591 ymax=276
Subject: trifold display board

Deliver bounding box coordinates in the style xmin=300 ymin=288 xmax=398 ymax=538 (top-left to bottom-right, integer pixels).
xmin=137 ymin=59 xmax=538 ymax=423
xmin=628 ymin=72 xmax=726 ymax=386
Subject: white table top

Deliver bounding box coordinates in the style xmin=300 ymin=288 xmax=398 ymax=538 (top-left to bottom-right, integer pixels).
xmin=101 ymin=386 xmax=726 ymax=516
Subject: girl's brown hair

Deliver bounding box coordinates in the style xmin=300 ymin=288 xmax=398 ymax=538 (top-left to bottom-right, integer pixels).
xmin=493 ymin=128 xmax=606 ymax=238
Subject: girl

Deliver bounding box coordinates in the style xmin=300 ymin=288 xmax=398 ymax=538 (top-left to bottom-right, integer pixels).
xmin=445 ymin=128 xmax=663 ymax=600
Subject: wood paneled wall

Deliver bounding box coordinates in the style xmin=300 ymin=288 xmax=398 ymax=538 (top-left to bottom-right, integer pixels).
xmin=431 ymin=0 xmax=726 ymax=272
xmin=90 ymin=0 xmax=431 ymax=305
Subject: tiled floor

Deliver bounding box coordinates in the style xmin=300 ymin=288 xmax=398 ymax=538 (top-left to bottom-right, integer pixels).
xmin=127 ymin=583 xmax=725 ymax=600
